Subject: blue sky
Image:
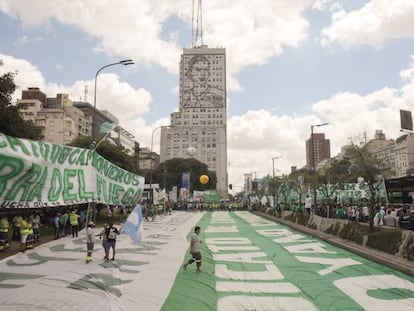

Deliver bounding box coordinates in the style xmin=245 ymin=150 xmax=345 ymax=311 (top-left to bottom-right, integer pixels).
xmin=1 ymin=0 xmax=413 ymax=188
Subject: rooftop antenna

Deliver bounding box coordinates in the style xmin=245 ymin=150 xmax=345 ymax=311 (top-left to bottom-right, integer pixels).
xmin=192 ymin=0 xmax=203 ymax=47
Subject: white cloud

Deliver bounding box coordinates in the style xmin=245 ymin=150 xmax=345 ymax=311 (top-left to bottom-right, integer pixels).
xmin=400 ymin=55 xmax=414 ymax=83
xmin=2 ymin=0 xmax=414 ymax=191
xmin=0 ymin=0 xmax=313 ymax=92
xmin=0 ymin=53 xmax=155 ymax=146
xmin=0 ymin=53 xmax=46 ymax=93
xmin=225 ymin=54 xmax=414 ymax=188
xmin=312 ymin=0 xmax=342 ymax=12
xmin=2 ymin=52 xmax=414 ymax=191
xmin=319 ymin=0 xmax=414 ymax=48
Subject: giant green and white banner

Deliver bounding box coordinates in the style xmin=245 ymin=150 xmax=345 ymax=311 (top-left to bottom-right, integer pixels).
xmin=162 ymin=211 xmax=414 ymax=310
xmin=0 ymin=132 xmax=144 ymax=208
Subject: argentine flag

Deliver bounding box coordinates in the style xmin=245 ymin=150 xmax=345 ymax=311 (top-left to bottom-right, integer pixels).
xmin=121 ymin=204 xmax=143 ymax=243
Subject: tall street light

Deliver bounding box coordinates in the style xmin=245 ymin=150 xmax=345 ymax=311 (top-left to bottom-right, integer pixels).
xmin=310 ymin=122 xmax=329 ymax=214
xmin=272 ymin=156 xmax=282 ymax=178
xmin=93 ymin=59 xmax=134 ymax=141
xmin=271 ymin=155 xmax=282 ymax=209
xmin=149 ymin=125 xmax=173 ymax=205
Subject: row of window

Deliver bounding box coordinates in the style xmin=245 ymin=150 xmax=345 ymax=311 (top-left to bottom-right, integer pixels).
xmin=184 ymin=55 xmax=223 ymax=59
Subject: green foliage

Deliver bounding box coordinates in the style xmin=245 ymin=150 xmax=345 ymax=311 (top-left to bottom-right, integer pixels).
xmin=401 ymin=235 xmax=414 ymax=261
xmin=339 ymin=222 xmax=369 ymax=245
xmin=295 ymin=212 xmax=310 ymax=226
xmin=366 ymin=229 xmax=403 ymax=255
xmin=0 ymin=61 xmax=43 ymax=139
xmin=283 ymin=212 xmax=309 ymax=225
xmin=284 ymin=213 xmax=295 ymax=222
xmin=152 ymin=157 xmax=217 ymax=191
xmin=68 ymin=135 xmax=142 ymax=176
xmin=325 ymin=223 xmax=341 ymax=236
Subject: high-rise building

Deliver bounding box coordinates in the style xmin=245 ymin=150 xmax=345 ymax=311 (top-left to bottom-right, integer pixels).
xmin=306 ymin=133 xmax=331 ymax=170
xmin=160 ymin=46 xmax=228 ymax=197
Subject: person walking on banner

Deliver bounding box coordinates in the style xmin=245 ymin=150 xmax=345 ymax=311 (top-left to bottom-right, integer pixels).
xmin=104 ymin=223 xmax=119 ymax=261
xmin=85 ymin=221 xmax=96 ymax=263
xmin=183 ymin=226 xmax=202 ymax=272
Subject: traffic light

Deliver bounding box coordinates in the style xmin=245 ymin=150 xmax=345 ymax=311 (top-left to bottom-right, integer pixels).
xmin=229 ymin=184 xmax=232 ymax=190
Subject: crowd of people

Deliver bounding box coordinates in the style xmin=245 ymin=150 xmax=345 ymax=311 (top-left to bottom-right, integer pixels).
xmin=319 ymin=203 xmax=412 ymax=229
xmin=0 ymin=213 xmax=41 ymax=253
xmin=0 ymin=203 xmax=127 ymax=257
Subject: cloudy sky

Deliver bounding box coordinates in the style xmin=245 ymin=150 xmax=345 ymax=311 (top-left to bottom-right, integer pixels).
xmin=0 ymin=0 xmax=413 ymax=191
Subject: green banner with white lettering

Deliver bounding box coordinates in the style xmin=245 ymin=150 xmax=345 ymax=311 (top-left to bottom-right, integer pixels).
xmin=0 ymin=132 xmax=144 ymax=208
xmin=162 ymin=211 xmax=414 ymax=310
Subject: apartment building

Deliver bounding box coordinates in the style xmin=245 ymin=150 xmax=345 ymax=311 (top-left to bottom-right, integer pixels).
xmin=18 ymin=88 xmax=90 ymax=145
xmin=306 ymin=133 xmax=331 ymax=170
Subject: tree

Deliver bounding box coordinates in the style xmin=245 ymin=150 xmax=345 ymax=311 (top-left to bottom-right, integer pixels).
xmin=268 ymin=176 xmax=283 ymax=206
xmin=151 ymin=158 xmax=217 ymax=191
xmin=68 ymin=135 xmax=143 ymax=176
xmin=0 ymin=61 xmax=43 ymax=139
xmin=316 ymin=158 xmax=353 ymax=216
xmin=348 ymin=142 xmax=389 ymax=232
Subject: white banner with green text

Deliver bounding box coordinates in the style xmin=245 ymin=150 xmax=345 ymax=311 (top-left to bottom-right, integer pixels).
xmin=0 ymin=132 xmax=144 ymax=208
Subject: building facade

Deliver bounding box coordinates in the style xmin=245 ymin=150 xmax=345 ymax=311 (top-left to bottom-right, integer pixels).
xmin=306 ymin=133 xmax=331 ymax=170
xmin=160 ymin=45 xmax=228 ymax=197
xmin=393 ymin=133 xmax=414 ymax=177
xmin=18 ymin=88 xmax=91 ymax=145
xmin=18 ymin=88 xmax=136 ymax=153
xmin=73 ymin=101 xmax=118 ymax=141
xmin=139 ymin=146 xmax=160 ymax=172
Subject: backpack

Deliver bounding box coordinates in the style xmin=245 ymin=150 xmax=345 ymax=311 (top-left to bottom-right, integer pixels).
xmin=107 ymin=228 xmax=117 ymax=240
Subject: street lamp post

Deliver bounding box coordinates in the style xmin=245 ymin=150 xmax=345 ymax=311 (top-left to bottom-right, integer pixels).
xmin=163 ymin=165 xmax=167 ymax=214
xmin=149 ymin=125 xmax=173 ymax=205
xmin=272 ymin=156 xmax=282 ymax=178
xmin=310 ymin=122 xmax=329 ymax=214
xmin=93 ymin=59 xmax=134 ymax=141
xmin=271 ymin=155 xmax=282 ymax=209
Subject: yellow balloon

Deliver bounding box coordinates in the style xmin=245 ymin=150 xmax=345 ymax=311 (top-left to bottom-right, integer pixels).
xmin=199 ymin=175 xmax=209 ymax=184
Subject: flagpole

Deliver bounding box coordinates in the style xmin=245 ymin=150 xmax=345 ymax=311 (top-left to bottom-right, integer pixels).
xmin=94 ymin=132 xmax=112 ymax=150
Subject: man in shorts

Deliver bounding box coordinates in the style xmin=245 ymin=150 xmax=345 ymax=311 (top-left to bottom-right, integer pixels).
xmin=105 ymin=223 xmax=119 ymax=261
xmin=85 ymin=221 xmax=96 ymax=263
xmin=183 ymin=226 xmax=202 ymax=272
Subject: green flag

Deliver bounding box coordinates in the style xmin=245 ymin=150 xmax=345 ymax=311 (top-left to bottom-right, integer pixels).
xmin=100 ymin=122 xmax=117 ymax=134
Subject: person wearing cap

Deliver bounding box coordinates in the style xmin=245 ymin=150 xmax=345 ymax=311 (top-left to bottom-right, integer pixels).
xmin=85 ymin=221 xmax=96 ymax=263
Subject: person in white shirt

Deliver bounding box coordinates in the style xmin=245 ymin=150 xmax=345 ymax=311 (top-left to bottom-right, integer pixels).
xmin=183 ymin=226 xmax=202 ymax=272
xmin=305 ymin=195 xmax=312 ymax=215
xmin=383 ymin=210 xmax=397 ymax=227
xmin=85 ymin=221 xmax=96 ymax=263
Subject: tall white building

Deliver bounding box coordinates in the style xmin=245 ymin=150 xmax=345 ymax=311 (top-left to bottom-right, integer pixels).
xmin=160 ymin=46 xmax=228 ymax=197
xmin=393 ymin=133 xmax=414 ymax=177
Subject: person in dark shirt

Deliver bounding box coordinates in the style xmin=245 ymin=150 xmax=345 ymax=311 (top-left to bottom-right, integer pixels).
xmin=104 ymin=223 xmax=119 ymax=261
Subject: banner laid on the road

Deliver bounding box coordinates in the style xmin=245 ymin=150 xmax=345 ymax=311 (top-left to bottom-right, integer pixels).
xmin=0 ymin=132 xmax=144 ymax=208
xmin=162 ymin=211 xmax=414 ymax=311
xmin=0 ymin=211 xmax=203 ymax=311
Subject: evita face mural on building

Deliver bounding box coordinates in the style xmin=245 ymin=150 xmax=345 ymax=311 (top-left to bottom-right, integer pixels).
xmin=182 ymin=55 xmax=225 ymax=108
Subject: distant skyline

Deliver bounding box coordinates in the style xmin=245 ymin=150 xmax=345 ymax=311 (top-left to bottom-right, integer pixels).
xmin=0 ymin=0 xmax=414 ymax=191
